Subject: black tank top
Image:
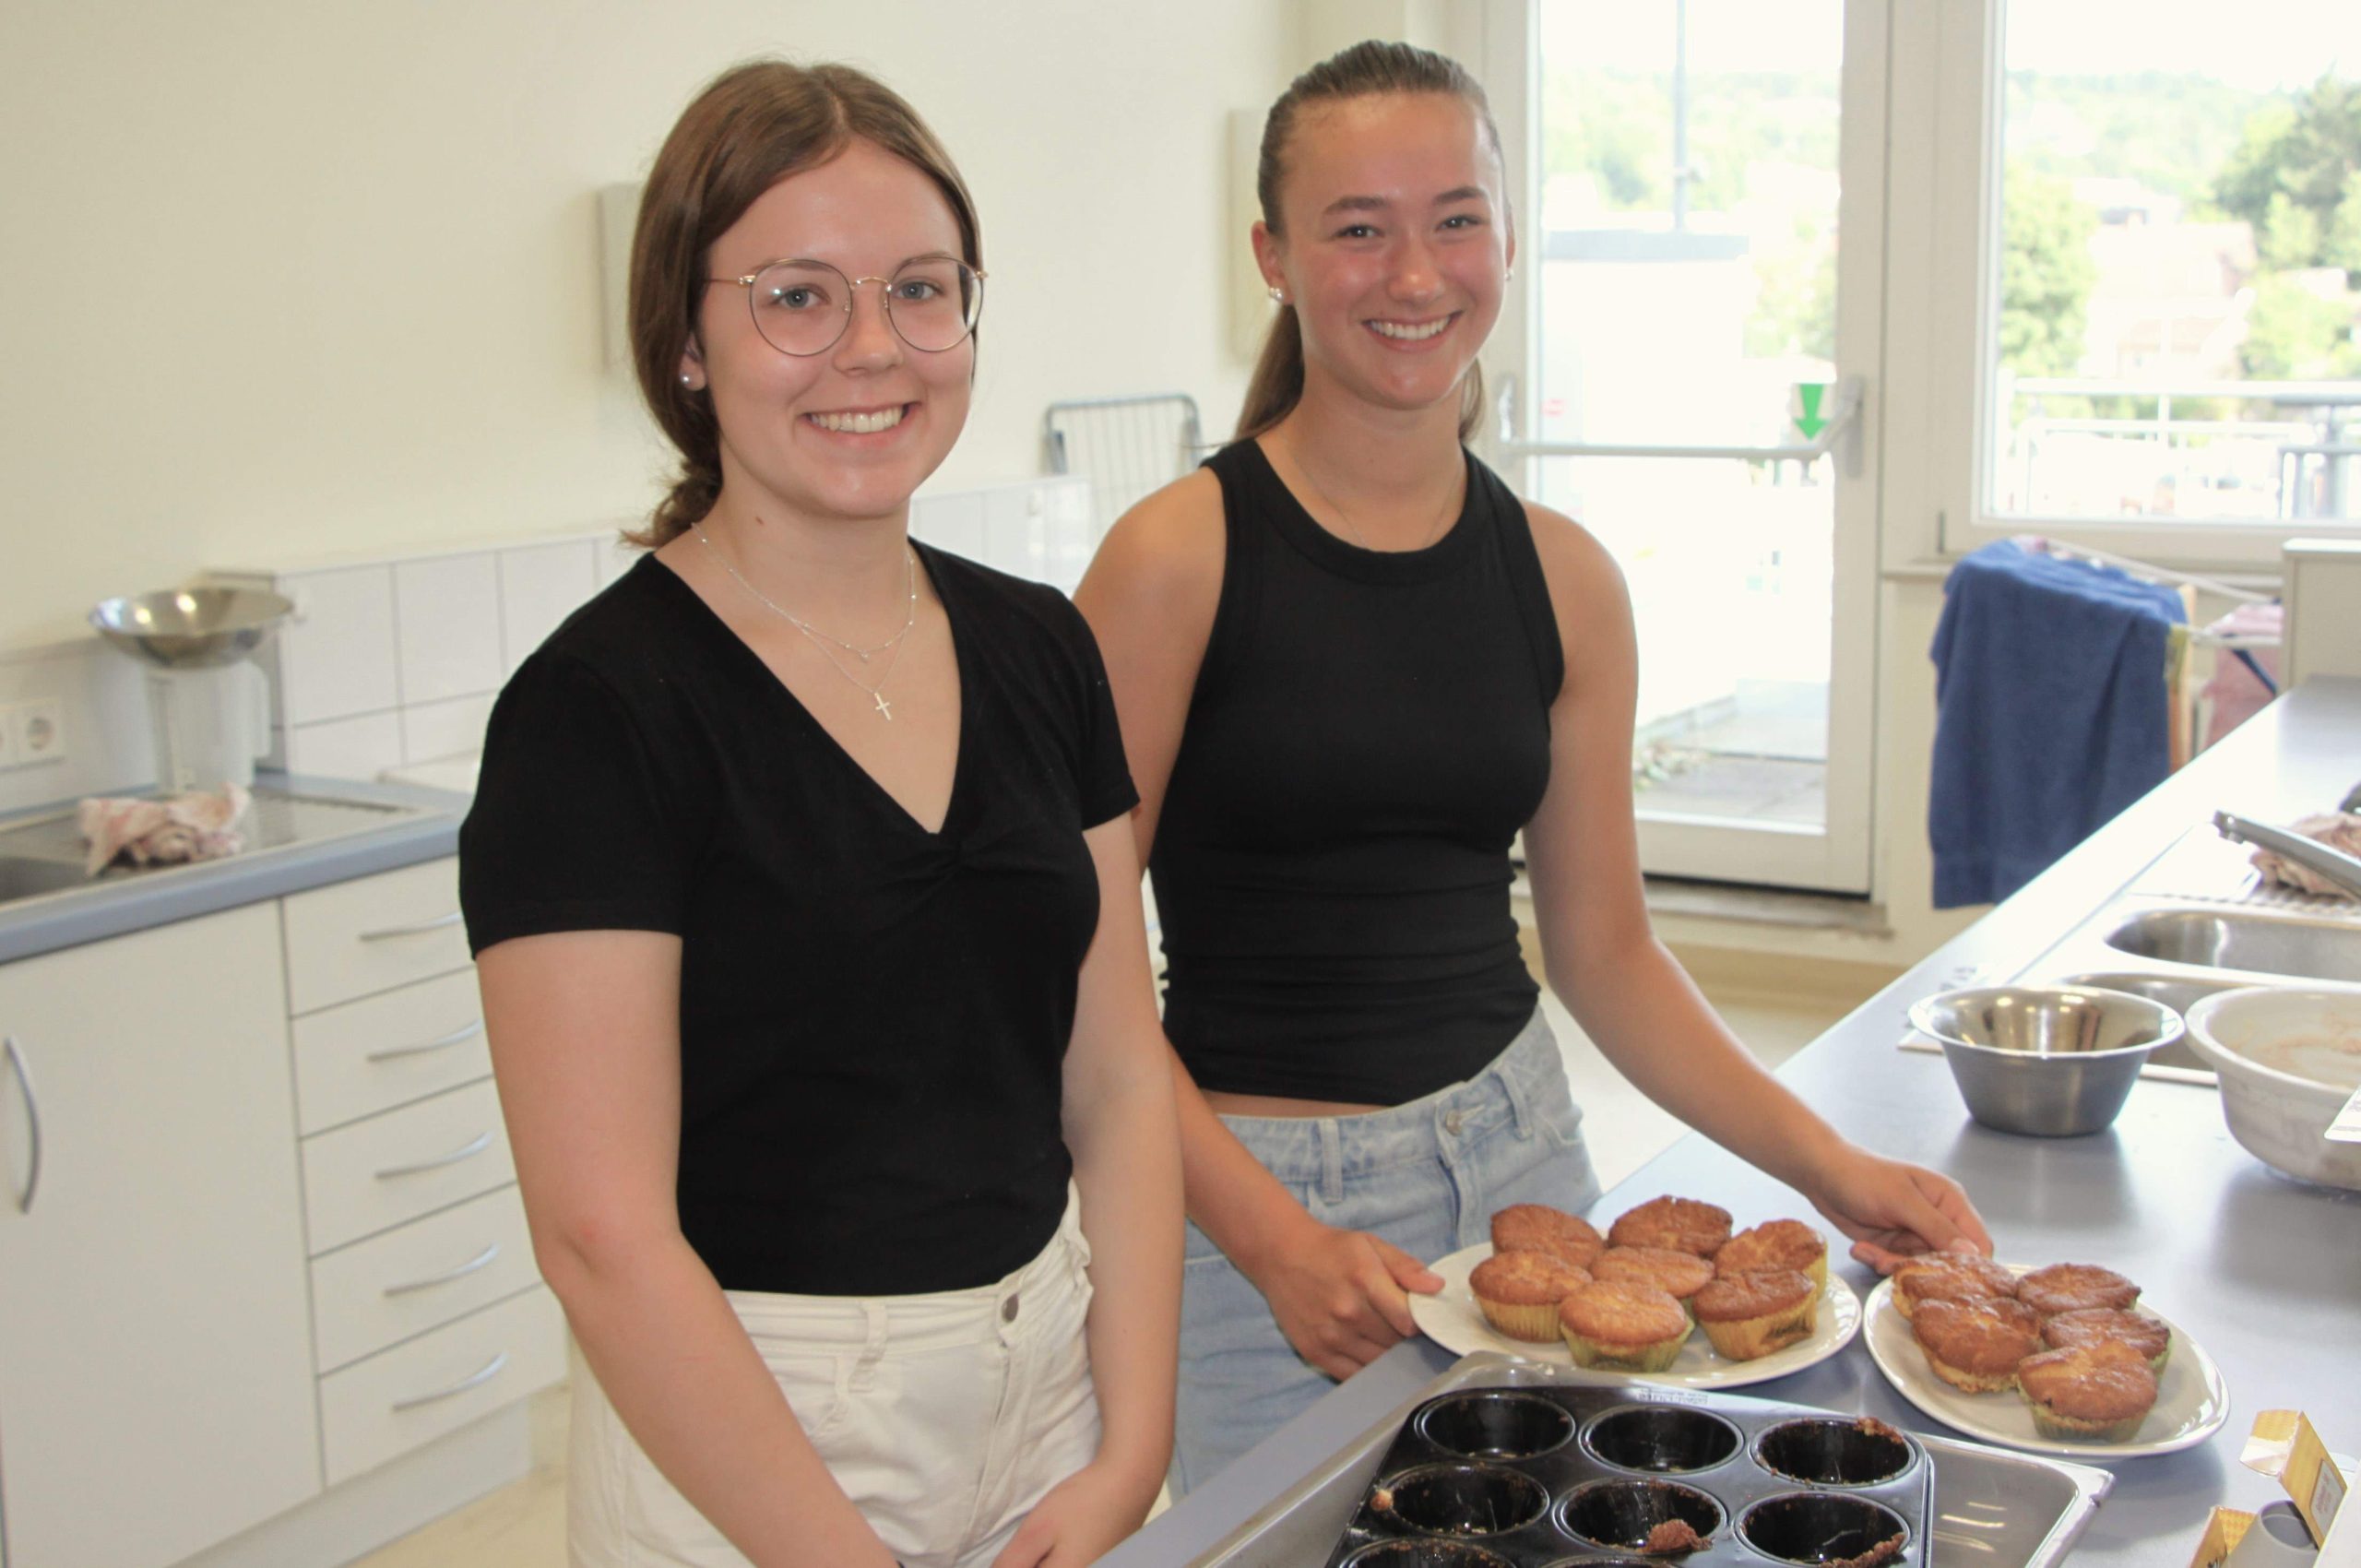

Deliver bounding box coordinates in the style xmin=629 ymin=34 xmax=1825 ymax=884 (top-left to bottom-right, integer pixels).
xmin=1151 ymin=440 xmax=1564 ymax=1104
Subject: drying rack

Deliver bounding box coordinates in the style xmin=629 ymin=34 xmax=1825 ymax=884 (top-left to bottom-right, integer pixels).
xmin=1043 ymin=393 xmax=1204 ymax=533
xmin=2020 ymin=537 xmax=2285 ymax=756
xmin=2023 ymin=538 xmax=2280 ymax=649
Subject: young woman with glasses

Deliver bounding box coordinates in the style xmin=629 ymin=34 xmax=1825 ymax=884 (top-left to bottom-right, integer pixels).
xmin=1074 ymin=40 xmax=1989 ymax=1494
xmin=460 ymin=60 xmax=1179 ymax=1568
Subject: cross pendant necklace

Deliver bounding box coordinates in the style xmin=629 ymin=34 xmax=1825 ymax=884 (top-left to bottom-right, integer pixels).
xmin=694 ymin=526 xmax=914 ymax=719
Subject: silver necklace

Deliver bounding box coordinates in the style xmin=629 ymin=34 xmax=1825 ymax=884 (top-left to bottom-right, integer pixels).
xmin=1288 ymin=448 xmax=1458 ymax=552
xmin=695 ymin=527 xmax=918 ymax=720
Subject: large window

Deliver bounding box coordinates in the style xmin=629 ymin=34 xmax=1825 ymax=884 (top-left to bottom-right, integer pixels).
xmin=1490 ymin=0 xmax=1881 ymax=893
xmin=1989 ymin=4 xmax=2361 ymax=529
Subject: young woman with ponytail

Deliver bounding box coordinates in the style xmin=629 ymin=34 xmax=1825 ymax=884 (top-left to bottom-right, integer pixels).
xmin=1075 ymin=40 xmax=1989 ymax=1492
xmin=459 ymin=60 xmax=1180 ymax=1568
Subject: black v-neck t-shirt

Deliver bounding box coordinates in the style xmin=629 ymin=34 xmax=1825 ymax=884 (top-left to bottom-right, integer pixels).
xmin=458 ymin=548 xmax=1136 ymax=1296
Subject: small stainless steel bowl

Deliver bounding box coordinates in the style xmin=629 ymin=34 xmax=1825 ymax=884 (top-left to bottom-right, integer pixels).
xmin=1908 ymin=985 xmax=2183 ymax=1136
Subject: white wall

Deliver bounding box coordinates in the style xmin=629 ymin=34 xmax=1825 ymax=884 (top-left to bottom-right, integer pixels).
xmin=0 ymin=0 xmax=1294 ymax=646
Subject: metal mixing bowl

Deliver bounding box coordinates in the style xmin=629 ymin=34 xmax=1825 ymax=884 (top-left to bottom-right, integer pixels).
xmin=89 ymin=587 xmax=295 ymax=670
xmin=1908 ymin=985 xmax=2183 ymax=1136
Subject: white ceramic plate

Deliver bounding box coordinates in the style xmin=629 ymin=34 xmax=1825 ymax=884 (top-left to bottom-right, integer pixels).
xmin=1409 ymin=1243 xmax=1860 ymax=1389
xmin=1860 ymin=1275 xmax=2230 ymax=1458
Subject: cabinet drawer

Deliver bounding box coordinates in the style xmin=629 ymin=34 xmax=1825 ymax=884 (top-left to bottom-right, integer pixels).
xmin=283 ymin=856 xmax=469 ymax=1016
xmin=303 ymin=1078 xmax=514 ymax=1254
xmin=320 ymin=1285 xmax=565 ymax=1486
xmin=311 ymin=1184 xmax=540 ymax=1373
xmin=293 ymin=967 xmax=488 ymax=1134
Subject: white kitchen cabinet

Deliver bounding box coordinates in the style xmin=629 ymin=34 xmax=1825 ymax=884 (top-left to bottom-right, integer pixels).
xmin=0 ymin=902 xmax=319 ymax=1568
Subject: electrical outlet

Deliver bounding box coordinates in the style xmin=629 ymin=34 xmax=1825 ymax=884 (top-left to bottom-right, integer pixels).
xmin=6 ymin=699 xmax=65 ymax=767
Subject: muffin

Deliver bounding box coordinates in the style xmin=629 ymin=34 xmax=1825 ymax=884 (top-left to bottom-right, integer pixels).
xmin=2017 ymin=1263 xmax=2140 ymax=1317
xmin=1910 ymin=1295 xmax=2044 ymax=1393
xmin=2042 ymin=1307 xmax=2171 ymax=1373
xmin=1492 ymin=1203 xmax=1606 ymax=1271
xmin=1607 ymin=1195 xmax=1732 ymax=1258
xmin=1891 ymin=1253 xmax=2020 ymax=1321
xmin=1470 ymin=1250 xmax=1593 ymax=1342
xmin=2017 ymin=1340 xmax=2159 ymax=1442
xmin=1714 ymin=1219 xmax=1829 ymax=1291
xmin=1559 ymin=1280 xmax=1693 ymax=1372
xmin=1594 ymin=1245 xmax=1716 ymax=1319
xmin=1693 ymin=1267 xmax=1820 ymax=1360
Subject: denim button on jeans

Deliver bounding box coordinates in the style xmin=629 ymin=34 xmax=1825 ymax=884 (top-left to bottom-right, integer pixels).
xmin=1169 ymin=1007 xmax=1601 ymax=1496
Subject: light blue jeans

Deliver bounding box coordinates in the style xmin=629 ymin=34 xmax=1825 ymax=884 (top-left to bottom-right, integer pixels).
xmin=1170 ymin=1006 xmax=1601 ymax=1496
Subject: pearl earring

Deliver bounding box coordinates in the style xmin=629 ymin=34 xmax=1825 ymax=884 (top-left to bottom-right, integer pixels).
xmin=681 ymin=374 xmax=695 ymax=388
xmin=1267 ymin=286 xmax=1286 ymax=304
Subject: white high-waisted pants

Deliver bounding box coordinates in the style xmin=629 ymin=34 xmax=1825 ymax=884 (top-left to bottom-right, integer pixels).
xmin=566 ymin=1188 xmax=1100 ymax=1568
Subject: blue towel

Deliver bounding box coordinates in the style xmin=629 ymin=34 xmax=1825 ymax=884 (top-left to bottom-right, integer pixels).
xmin=1928 ymin=541 xmax=2187 ymax=909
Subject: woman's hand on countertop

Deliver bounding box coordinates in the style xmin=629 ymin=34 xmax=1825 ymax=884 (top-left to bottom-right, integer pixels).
xmin=1804 ymin=1146 xmax=1994 ymax=1273
xmin=1246 ymin=1218 xmax=1443 ymax=1381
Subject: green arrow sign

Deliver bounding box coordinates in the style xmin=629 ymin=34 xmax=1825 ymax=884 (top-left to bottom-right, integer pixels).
xmin=1789 ymin=382 xmax=1832 ymax=440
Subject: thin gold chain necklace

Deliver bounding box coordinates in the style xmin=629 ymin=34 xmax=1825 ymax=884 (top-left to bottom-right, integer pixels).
xmin=694 ymin=527 xmax=917 ymax=720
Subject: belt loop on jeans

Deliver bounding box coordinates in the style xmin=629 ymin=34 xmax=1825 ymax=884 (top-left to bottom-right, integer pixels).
xmin=848 ymin=1300 xmax=889 ymax=1392
xmin=1500 ymin=1052 xmax=1537 ymax=1142
xmin=1317 ymin=1118 xmax=1345 ymax=1205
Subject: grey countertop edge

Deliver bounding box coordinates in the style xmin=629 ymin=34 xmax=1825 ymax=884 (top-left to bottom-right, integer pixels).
xmin=0 ymin=772 xmax=469 ymax=967
xmin=1106 ymin=675 xmax=2361 ymax=1568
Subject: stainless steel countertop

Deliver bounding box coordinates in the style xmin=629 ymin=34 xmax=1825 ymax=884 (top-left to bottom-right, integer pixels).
xmin=0 ymin=772 xmax=467 ymax=966
xmin=1109 ymin=676 xmax=2361 ymax=1568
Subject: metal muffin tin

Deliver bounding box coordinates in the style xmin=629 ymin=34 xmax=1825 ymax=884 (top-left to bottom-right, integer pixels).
xmin=1321 ymin=1381 xmax=1936 ymax=1568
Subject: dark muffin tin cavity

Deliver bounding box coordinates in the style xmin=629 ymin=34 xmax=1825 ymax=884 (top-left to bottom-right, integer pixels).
xmin=1325 ymin=1386 xmax=1928 ymax=1568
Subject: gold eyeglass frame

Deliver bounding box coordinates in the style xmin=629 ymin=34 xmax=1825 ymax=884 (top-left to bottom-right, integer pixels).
xmin=706 ymin=255 xmax=987 ymax=356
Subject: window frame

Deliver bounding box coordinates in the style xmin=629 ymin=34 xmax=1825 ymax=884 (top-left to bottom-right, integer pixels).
xmin=1919 ymin=0 xmax=2359 ymax=573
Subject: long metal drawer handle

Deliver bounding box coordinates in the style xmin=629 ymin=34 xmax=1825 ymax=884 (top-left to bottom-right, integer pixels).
xmin=358 ymin=911 xmax=465 ymax=943
xmin=365 ymin=1020 xmax=484 ymax=1063
xmin=383 ymin=1241 xmax=503 ymax=1298
xmin=374 ymin=1131 xmax=493 ymax=1181
xmin=4 ymin=1036 xmax=41 ymax=1215
xmin=388 ymin=1349 xmax=510 ymax=1412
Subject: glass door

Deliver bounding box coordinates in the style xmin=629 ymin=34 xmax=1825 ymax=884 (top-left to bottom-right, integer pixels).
xmin=1482 ymin=0 xmax=1884 ymax=892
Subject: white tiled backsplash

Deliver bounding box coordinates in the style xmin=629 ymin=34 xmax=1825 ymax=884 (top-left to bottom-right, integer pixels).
xmin=0 ymin=476 xmax=1096 ymax=813
xmin=209 ymin=475 xmax=1097 ymax=786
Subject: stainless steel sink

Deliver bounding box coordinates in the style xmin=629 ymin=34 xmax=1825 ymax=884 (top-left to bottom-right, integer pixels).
xmin=0 ymin=786 xmax=433 ymax=913
xmin=2046 ymin=972 xmax=2236 ymax=1077
xmin=0 ymin=856 xmax=89 ymax=902
xmin=2100 ymin=908 xmax=2361 ymax=984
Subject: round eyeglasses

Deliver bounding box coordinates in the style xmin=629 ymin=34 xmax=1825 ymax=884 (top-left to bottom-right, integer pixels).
xmin=708 ymin=256 xmax=985 ymax=356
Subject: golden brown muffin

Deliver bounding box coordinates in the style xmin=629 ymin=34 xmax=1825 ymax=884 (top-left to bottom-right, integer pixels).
xmin=1891 ymin=1253 xmax=2020 ymax=1321
xmin=2017 ymin=1339 xmax=2159 ymax=1442
xmin=1911 ymin=1296 xmax=2044 ymax=1393
xmin=1608 ymin=1195 xmax=1732 ymax=1258
xmin=1595 ymin=1245 xmax=1716 ymax=1316
xmin=1492 ymin=1203 xmax=1606 ymax=1271
xmin=2017 ymin=1263 xmax=2140 ymax=1317
xmin=1714 ymin=1219 xmax=1829 ymax=1290
xmin=1558 ymin=1280 xmax=1692 ymax=1372
xmin=2042 ymin=1307 xmax=2171 ymax=1372
xmin=1693 ymin=1267 xmax=1820 ymax=1360
xmin=1469 ymin=1250 xmax=1594 ymax=1341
